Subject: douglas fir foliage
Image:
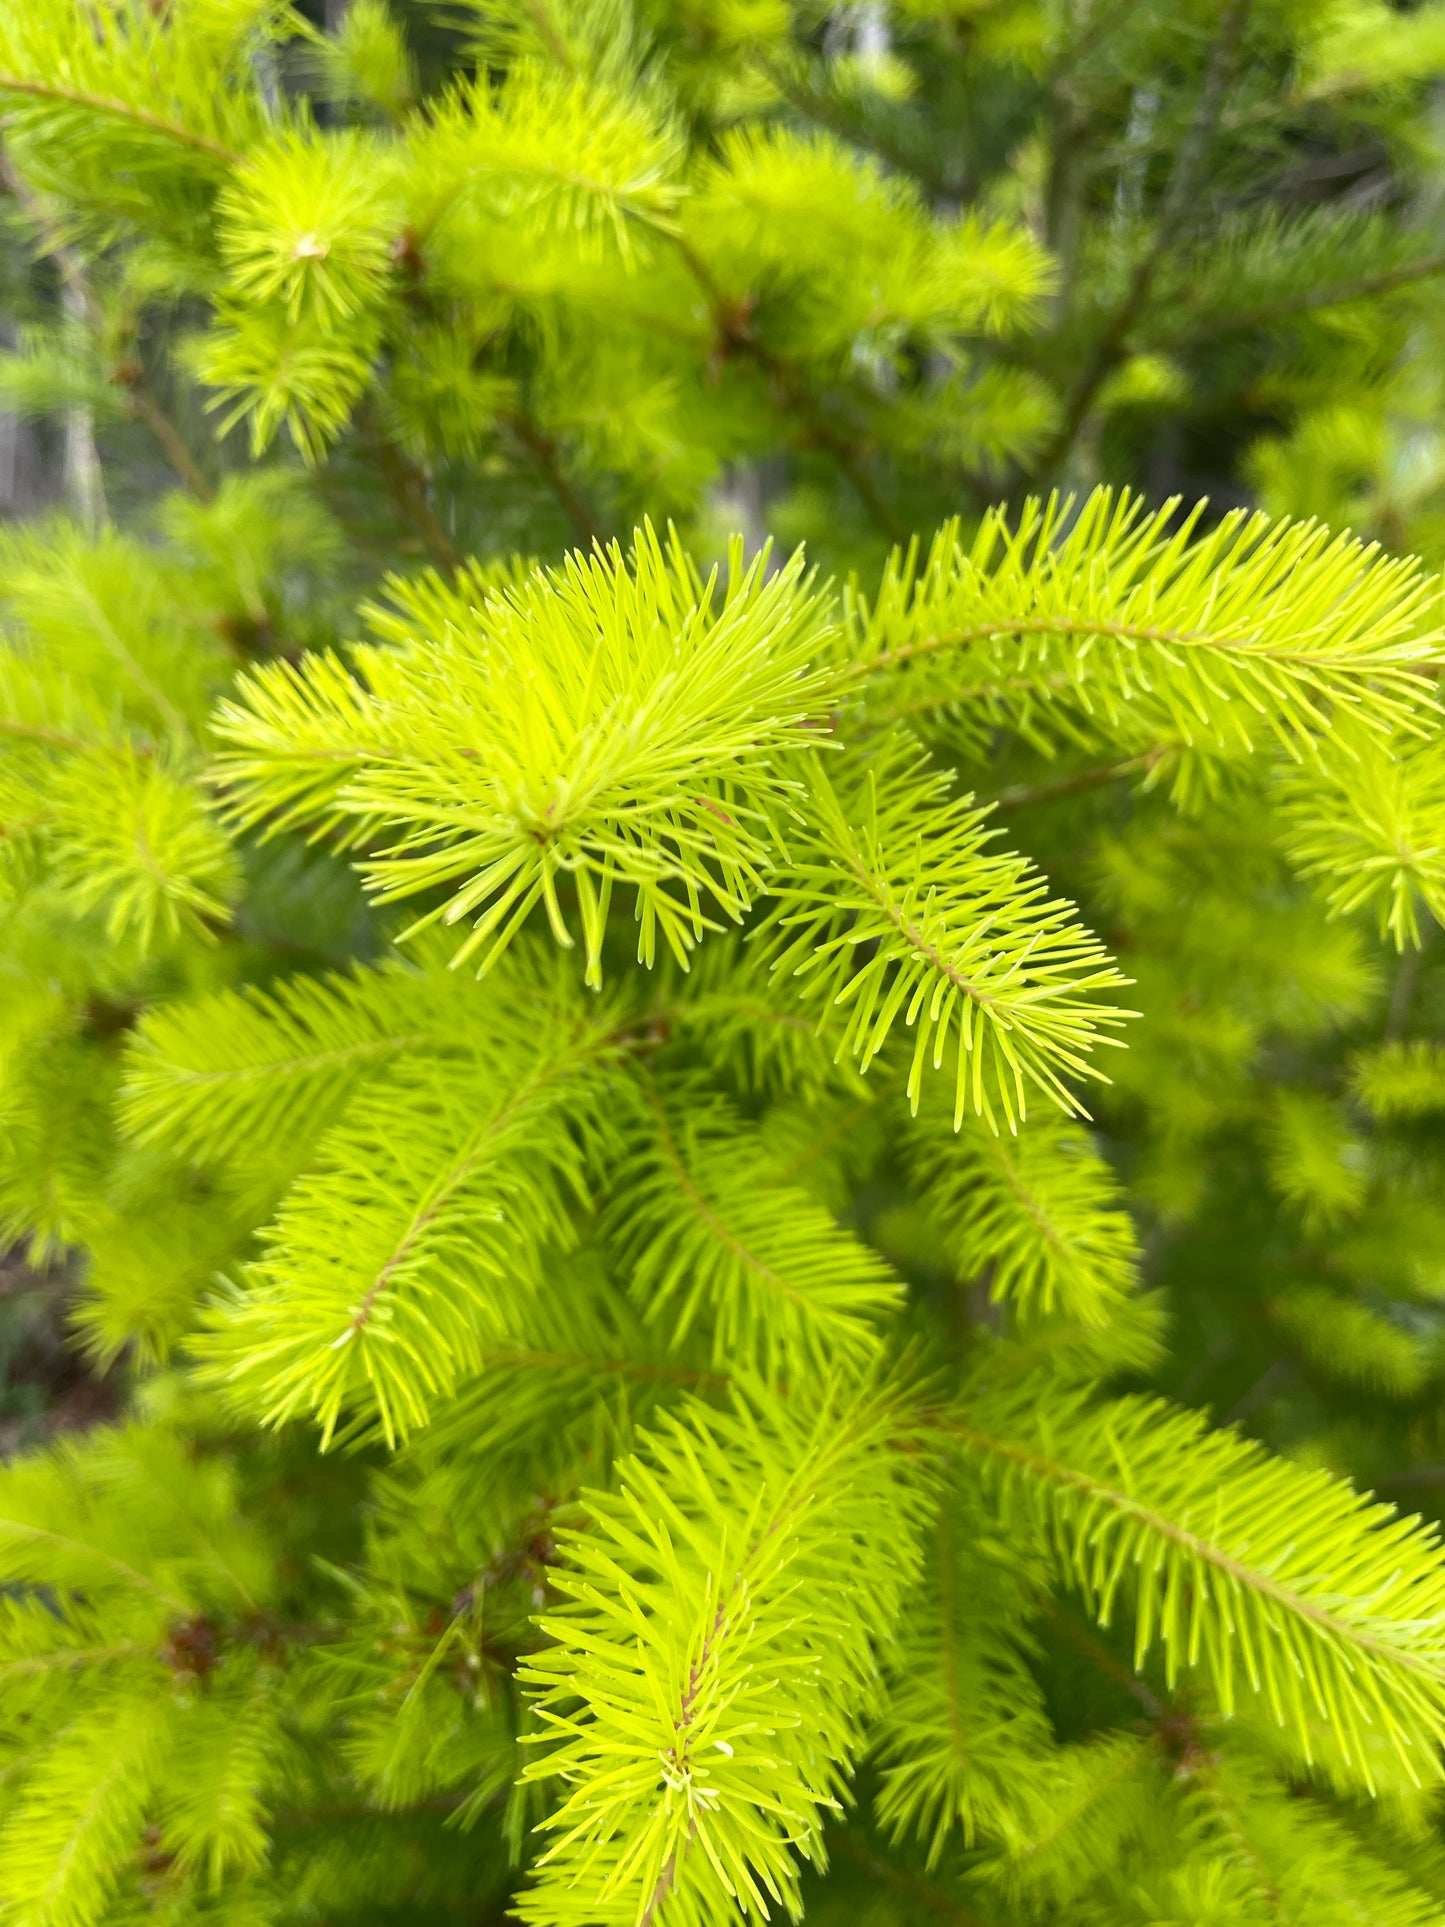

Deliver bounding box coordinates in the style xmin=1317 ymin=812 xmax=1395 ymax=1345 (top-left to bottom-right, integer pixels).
xmin=11 ymin=1 xmax=1445 ymax=1925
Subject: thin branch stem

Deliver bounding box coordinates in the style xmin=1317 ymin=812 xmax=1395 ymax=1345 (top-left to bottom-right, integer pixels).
xmin=1023 ymin=0 xmax=1254 ymax=485
xmin=993 ymin=753 xmax=1152 ymax=811
xmin=633 ymin=1395 xmax=891 ymax=1926
xmin=1385 ymin=918 xmax=1433 ymax=1040
xmin=122 ymin=384 xmax=213 ymax=500
xmin=1151 ymin=251 xmax=1445 ymax=349
xmin=0 ymin=77 xmax=241 ymax=167
xmin=476 ymin=1346 xmax=729 ymax=1390
xmin=827 ymin=1833 xmax=992 ymax=1925
xmin=506 ymin=410 xmax=602 ymax=548
xmin=824 ymin=432 xmax=907 ymax=544
xmin=0 ymin=150 xmax=213 ymax=500
xmin=1375 ymin=1464 xmax=1445 ymax=1494
xmin=359 ymin=407 xmax=462 ymax=572
xmin=1044 ymin=1598 xmax=1164 ymax=1715
xmin=667 ymin=232 xmax=905 ymax=542
xmin=640 ymin=1069 xmax=817 ymax=1322
xmin=759 ymin=54 xmax=959 ymax=200
xmin=270 ymin=1794 xmax=467 ymax=1831
xmin=346 ymin=1071 xmax=556 ymax=1338
xmin=521 ymin=0 xmax=578 ymax=73
xmin=639 ymin=1847 xmax=685 ymax=1927
xmin=0 ymin=715 xmax=100 ymax=753
xmin=1219 ymin=1354 xmax=1295 ymax=1425
xmin=846 ymin=609 xmax=1425 ymax=681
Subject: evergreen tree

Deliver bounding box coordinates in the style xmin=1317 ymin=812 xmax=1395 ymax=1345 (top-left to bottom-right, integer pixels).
xmin=7 ymin=3 xmax=1445 ymax=1925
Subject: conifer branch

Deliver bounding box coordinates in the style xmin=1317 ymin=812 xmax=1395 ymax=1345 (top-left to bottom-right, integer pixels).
xmin=904 ymin=1101 xmax=1139 ymax=1322
xmin=758 ymin=735 xmax=1133 ymax=1127
xmin=213 ymin=530 xmax=835 ymax=980
xmin=7 ymin=10 xmax=1445 ymax=1923
xmin=194 ymin=969 xmax=629 ymax=1443
xmin=0 ymin=1642 xmax=159 ymax=1680
xmin=519 ymin=1386 xmax=928 ymax=1927
xmin=937 ymin=1391 xmax=1445 ymax=1776
xmin=850 ymin=492 xmax=1442 ymax=757
xmin=605 ymin=1071 xmax=900 ymax=1375
xmin=0 ymin=77 xmax=242 ymax=167
xmin=0 ymin=1520 xmax=189 ymax=1611
xmin=873 ymin=1494 xmax=1052 ymax=1864
xmin=119 ymin=951 xmax=581 ymax=1169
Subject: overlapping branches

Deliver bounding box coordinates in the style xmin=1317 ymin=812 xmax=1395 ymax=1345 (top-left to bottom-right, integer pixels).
xmin=602 ymin=1073 xmax=901 ymax=1378
xmin=850 ymin=490 xmax=1443 ymax=757
xmin=518 ymin=1383 xmax=929 ymax=1927
xmin=195 ymin=972 xmax=631 ymax=1444
xmin=902 ymin=1098 xmax=1140 ymax=1322
xmin=941 ymin=1391 xmax=1445 ymax=1788
xmin=757 ymin=734 xmax=1133 ymax=1127
xmin=212 ymin=527 xmax=836 ymax=982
